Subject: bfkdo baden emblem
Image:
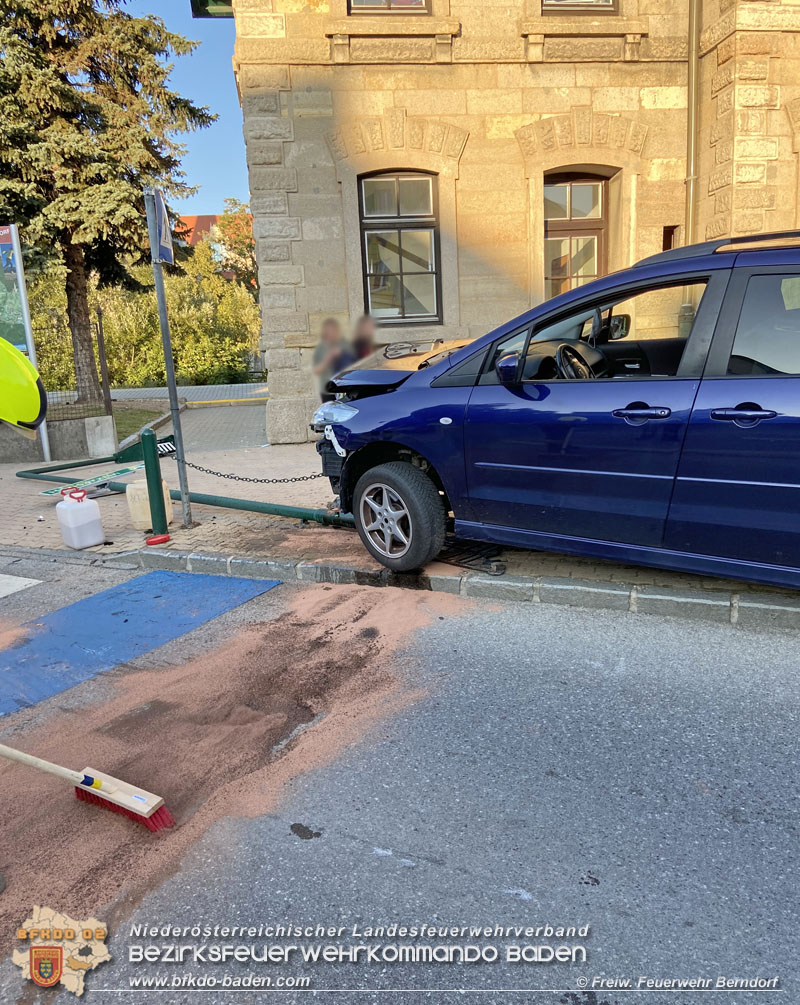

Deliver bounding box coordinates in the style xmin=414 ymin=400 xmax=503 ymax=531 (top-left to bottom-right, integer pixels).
xmin=14 ymin=907 xmax=111 ymax=995
xmin=30 ymin=946 xmax=63 ymax=988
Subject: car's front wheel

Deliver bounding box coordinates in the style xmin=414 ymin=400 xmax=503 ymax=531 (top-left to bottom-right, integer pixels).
xmin=353 ymin=461 xmax=446 ymax=572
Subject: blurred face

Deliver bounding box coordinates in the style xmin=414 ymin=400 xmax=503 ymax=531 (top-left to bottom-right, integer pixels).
xmin=321 ymin=322 xmax=340 ymax=344
xmin=354 ymin=317 xmax=376 ymax=343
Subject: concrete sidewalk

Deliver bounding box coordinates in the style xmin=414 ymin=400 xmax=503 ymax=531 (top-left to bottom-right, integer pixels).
xmin=5 ymin=425 xmax=800 ymax=630
xmin=110 ymin=382 xmax=268 ymax=402
xmin=160 ymin=402 xmax=269 ymax=452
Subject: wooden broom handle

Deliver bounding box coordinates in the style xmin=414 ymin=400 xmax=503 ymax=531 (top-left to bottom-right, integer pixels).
xmin=0 ymin=743 xmax=116 ymax=792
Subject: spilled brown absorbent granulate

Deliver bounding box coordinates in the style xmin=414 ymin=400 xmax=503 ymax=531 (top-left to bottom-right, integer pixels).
xmin=0 ymin=584 xmax=467 ymax=951
xmin=0 ymin=619 xmax=30 ymax=652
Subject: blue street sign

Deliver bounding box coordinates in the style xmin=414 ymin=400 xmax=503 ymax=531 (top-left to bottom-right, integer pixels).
xmin=154 ymin=189 xmax=174 ymax=265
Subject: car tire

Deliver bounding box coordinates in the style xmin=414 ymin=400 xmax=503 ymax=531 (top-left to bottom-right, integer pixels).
xmin=353 ymin=461 xmax=446 ymax=572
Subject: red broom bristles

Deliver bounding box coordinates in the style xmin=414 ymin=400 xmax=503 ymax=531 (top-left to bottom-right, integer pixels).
xmin=74 ymin=787 xmax=176 ymax=832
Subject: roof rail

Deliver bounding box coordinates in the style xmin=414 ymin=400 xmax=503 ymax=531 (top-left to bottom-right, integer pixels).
xmin=636 ymin=229 xmax=800 ymax=267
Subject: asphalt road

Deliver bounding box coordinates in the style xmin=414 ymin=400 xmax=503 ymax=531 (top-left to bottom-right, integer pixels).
xmin=0 ymin=554 xmax=796 ymax=1005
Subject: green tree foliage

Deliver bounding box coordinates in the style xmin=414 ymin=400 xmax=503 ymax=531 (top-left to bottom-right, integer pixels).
xmin=211 ymin=198 xmax=258 ymax=295
xmin=0 ymin=0 xmax=213 ymax=399
xmin=28 ymin=241 xmax=261 ymax=388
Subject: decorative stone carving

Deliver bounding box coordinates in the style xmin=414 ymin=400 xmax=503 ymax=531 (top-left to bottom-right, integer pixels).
xmin=624 ymin=33 xmax=642 ymax=62
xmin=786 ymin=96 xmax=800 ymax=152
xmin=515 ymin=107 xmax=648 ymax=167
xmin=386 ymin=107 xmax=406 ymax=149
xmin=325 ymin=108 xmax=469 ymax=166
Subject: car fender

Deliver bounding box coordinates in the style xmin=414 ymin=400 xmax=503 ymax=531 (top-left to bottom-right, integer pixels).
xmin=333 ymin=385 xmax=473 ymax=514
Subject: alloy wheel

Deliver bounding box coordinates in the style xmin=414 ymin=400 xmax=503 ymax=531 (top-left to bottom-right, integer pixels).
xmin=359 ymin=482 xmax=413 ymax=559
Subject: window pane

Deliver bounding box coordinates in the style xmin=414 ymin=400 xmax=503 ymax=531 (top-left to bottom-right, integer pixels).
xmin=612 ymin=283 xmax=705 ymax=342
xmin=400 ymin=230 xmax=434 ymax=272
xmin=545 ymin=238 xmax=569 ymax=279
xmin=390 ymin=0 xmax=427 ymax=8
xmin=782 ymin=276 xmax=800 ymax=309
xmin=728 ymin=274 xmax=800 ymax=375
xmin=402 ymin=274 xmax=437 ymax=316
xmin=363 ymin=178 xmax=396 ymax=217
xmin=546 ymin=278 xmax=570 ymax=298
xmin=481 ymin=327 xmax=529 ymax=384
xmin=350 ymin=0 xmax=385 ymax=6
xmin=571 ymin=183 xmax=602 ymax=220
xmin=365 ymin=230 xmax=400 ymax=274
xmin=398 ymin=177 xmax=432 ymax=216
xmin=544 ymin=185 xmax=569 ymax=221
xmin=571 ymin=236 xmax=597 ymax=277
xmin=368 ymin=275 xmax=403 ymax=317
xmin=360 ymin=172 xmax=440 ymax=322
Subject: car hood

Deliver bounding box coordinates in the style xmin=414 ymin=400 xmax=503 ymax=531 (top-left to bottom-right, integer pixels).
xmin=326 ymin=340 xmax=471 ymax=393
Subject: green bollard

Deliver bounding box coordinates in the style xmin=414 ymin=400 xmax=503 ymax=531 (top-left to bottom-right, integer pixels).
xmin=141 ymin=428 xmax=168 ymax=538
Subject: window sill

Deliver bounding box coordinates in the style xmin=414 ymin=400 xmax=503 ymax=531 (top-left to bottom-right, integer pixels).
xmin=522 ymin=17 xmax=646 ymax=60
xmin=521 ymin=16 xmax=646 ymax=35
xmin=344 ymin=9 xmax=432 ymax=15
xmin=540 ymin=5 xmax=619 ymax=16
xmin=325 ymin=17 xmax=460 ymax=35
xmin=376 ymin=318 xmax=444 ymax=328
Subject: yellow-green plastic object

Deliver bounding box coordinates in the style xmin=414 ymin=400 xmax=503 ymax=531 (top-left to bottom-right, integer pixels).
xmin=0 ymin=337 xmax=46 ymax=431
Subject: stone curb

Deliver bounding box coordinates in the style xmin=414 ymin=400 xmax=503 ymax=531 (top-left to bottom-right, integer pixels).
xmin=185 ymin=398 xmax=267 ymax=409
xmin=3 ymin=543 xmax=800 ymax=631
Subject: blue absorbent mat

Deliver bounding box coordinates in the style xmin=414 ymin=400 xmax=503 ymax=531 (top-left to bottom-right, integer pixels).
xmin=0 ymin=570 xmax=280 ymax=716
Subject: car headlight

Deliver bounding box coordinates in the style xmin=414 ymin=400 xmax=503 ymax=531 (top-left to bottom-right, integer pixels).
xmin=313 ymin=401 xmax=359 ymax=425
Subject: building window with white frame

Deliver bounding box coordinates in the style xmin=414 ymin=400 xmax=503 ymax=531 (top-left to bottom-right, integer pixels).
xmin=349 ymin=0 xmax=430 ymax=11
xmin=542 ymin=0 xmax=617 ymax=13
xmin=359 ymin=172 xmax=442 ymax=324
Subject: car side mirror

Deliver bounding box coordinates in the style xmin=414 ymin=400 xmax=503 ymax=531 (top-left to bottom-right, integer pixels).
xmin=495 ymin=351 xmax=521 ymax=386
xmin=609 ymin=314 xmax=631 ymax=340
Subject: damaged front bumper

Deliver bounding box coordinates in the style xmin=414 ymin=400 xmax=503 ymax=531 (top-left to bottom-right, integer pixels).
xmin=316 ymin=430 xmax=346 ymax=492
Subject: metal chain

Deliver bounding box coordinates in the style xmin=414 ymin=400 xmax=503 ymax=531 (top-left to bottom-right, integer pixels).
xmin=165 ymin=454 xmax=326 ymax=484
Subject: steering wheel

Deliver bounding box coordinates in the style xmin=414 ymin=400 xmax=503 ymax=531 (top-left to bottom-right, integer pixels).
xmin=555 ymin=343 xmax=595 ymax=380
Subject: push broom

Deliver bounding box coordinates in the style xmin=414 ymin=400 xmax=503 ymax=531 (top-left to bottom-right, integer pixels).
xmin=0 ymin=743 xmax=175 ymax=832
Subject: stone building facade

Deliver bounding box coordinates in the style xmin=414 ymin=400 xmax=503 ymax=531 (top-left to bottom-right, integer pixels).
xmin=193 ymin=0 xmax=800 ymax=442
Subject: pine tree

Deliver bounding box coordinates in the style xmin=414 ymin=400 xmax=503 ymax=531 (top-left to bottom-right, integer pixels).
xmin=0 ymin=0 xmax=214 ymax=400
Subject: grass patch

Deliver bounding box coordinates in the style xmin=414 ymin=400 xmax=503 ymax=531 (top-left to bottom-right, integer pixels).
xmin=113 ymin=406 xmax=165 ymax=440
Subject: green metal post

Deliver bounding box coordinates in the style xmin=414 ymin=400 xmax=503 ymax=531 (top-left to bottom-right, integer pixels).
xmin=141 ymin=428 xmax=168 ymax=536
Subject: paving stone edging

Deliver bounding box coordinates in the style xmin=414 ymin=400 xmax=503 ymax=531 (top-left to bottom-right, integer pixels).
xmin=4 ymin=544 xmax=800 ymax=632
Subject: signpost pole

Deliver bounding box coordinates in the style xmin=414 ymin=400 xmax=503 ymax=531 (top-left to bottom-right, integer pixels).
xmin=10 ymin=224 xmax=50 ymax=461
xmin=143 ymin=188 xmax=192 ymax=529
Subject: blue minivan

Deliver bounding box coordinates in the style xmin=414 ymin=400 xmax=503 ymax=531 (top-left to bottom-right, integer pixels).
xmin=314 ymin=232 xmax=800 ymax=589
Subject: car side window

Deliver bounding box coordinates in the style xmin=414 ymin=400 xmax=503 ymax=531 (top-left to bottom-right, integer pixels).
xmin=479 ymin=327 xmax=530 ymax=385
xmin=728 ymin=274 xmax=800 ymax=375
xmin=525 ymin=280 xmax=710 ymax=380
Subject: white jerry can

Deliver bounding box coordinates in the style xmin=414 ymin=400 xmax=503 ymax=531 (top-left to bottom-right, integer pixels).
xmin=56 ymin=489 xmax=105 ymax=549
xmin=125 ymin=479 xmax=174 ymax=532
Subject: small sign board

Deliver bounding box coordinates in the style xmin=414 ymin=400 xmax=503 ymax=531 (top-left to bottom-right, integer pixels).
xmin=40 ymin=464 xmax=144 ymax=496
xmin=154 ymin=190 xmax=174 ymax=265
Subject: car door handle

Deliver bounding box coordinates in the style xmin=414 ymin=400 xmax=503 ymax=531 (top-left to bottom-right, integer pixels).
xmin=710 ymin=406 xmax=777 ymax=422
xmin=612 ymin=405 xmax=671 ymax=420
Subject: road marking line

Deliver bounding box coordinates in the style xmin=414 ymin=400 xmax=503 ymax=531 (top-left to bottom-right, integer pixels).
xmin=0 ymin=574 xmax=40 ymax=599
